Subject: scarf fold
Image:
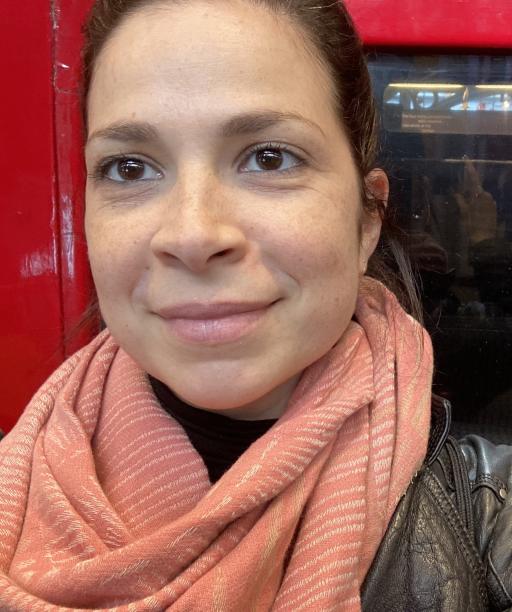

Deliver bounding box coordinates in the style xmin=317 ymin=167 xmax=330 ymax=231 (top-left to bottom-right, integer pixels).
xmin=0 ymin=279 xmax=432 ymax=611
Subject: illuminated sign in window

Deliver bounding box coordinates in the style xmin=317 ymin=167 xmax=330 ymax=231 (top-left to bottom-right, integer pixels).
xmin=383 ymin=83 xmax=512 ymax=134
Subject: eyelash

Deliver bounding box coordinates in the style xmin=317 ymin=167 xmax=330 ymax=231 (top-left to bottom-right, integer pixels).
xmin=88 ymin=142 xmax=306 ymax=184
xmin=87 ymin=155 xmax=153 ymax=183
xmin=241 ymin=141 xmax=305 ymax=174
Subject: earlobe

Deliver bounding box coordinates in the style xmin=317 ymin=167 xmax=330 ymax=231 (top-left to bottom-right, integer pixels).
xmin=359 ymin=169 xmax=389 ymax=274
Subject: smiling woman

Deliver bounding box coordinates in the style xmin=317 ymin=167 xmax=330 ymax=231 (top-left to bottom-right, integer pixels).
xmin=0 ymin=1 xmax=506 ymax=611
xmin=84 ymin=1 xmax=378 ymax=420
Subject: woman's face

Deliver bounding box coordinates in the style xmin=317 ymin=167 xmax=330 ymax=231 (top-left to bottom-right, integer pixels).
xmin=85 ymin=0 xmax=383 ymax=419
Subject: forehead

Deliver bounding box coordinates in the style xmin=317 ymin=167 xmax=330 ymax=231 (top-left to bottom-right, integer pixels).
xmin=87 ymin=0 xmax=341 ymax=134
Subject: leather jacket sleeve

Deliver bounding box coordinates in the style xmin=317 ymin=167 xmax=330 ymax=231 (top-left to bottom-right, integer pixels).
xmin=361 ymin=398 xmax=512 ymax=612
xmin=460 ymin=435 xmax=512 ymax=610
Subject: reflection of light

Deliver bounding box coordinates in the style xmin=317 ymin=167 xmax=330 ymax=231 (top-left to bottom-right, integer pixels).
xmin=61 ymin=196 xmax=75 ymax=277
xmin=417 ymin=91 xmax=435 ymax=109
xmin=389 ymin=83 xmax=464 ymax=90
xmin=476 ymin=84 xmax=512 ymax=90
xmin=21 ymin=251 xmax=57 ymax=278
xmin=504 ymin=99 xmax=511 ymax=110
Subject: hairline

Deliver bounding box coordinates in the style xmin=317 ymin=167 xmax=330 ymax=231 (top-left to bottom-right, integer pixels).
xmin=85 ymin=0 xmax=342 ymax=134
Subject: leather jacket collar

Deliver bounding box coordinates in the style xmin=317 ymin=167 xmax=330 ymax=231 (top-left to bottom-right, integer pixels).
xmin=426 ymin=394 xmax=452 ymax=466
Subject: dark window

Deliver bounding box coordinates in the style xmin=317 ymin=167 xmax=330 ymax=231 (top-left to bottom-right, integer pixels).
xmin=368 ymin=53 xmax=512 ymax=442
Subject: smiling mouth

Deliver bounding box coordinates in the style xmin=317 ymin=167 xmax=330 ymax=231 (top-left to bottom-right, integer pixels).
xmin=156 ymin=301 xmax=277 ymax=345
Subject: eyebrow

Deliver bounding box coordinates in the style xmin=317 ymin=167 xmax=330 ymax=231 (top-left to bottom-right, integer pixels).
xmin=220 ymin=111 xmax=325 ymax=138
xmin=86 ymin=111 xmax=325 ymax=145
xmin=87 ymin=122 xmax=159 ymax=145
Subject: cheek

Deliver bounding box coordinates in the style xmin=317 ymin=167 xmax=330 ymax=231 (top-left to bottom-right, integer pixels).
xmin=85 ymin=210 xmax=147 ymax=300
xmin=301 ymin=227 xmax=360 ymax=320
xmin=252 ymin=197 xmax=362 ymax=357
xmin=261 ymin=194 xmax=362 ymax=289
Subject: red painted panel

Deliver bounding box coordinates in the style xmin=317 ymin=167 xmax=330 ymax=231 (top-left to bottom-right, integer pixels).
xmin=345 ymin=0 xmax=512 ymax=48
xmin=0 ymin=1 xmax=63 ymax=432
xmin=53 ymin=0 xmax=97 ymax=356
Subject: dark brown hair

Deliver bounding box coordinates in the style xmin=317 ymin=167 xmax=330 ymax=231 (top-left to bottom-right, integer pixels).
xmin=82 ymin=0 xmax=420 ymax=318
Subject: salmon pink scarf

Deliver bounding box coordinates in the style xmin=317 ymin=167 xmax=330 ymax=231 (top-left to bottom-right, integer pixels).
xmin=0 ymin=279 xmax=432 ymax=611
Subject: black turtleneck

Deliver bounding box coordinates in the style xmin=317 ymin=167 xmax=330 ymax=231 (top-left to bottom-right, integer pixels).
xmin=149 ymin=376 xmax=277 ymax=483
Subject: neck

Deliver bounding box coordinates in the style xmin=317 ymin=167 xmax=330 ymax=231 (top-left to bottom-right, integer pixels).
xmin=175 ymin=373 xmax=302 ymax=421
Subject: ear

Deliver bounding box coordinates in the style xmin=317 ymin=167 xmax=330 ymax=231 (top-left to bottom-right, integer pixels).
xmin=359 ymin=168 xmax=389 ymax=274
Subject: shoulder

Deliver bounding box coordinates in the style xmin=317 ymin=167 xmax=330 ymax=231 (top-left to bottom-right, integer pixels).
xmin=455 ymin=434 xmax=512 ymax=610
xmin=428 ymin=396 xmax=512 ymax=609
xmin=362 ymin=396 xmax=512 ymax=611
xmin=458 ymin=434 xmax=512 ymax=499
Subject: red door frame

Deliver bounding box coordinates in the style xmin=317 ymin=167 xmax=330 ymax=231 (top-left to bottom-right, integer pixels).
xmin=346 ymin=0 xmax=512 ymax=49
xmin=1 ymin=0 xmax=511 ymax=432
xmin=1 ymin=1 xmax=62 ymax=432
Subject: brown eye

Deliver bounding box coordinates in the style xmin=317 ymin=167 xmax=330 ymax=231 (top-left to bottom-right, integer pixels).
xmin=256 ymin=149 xmax=284 ymax=171
xmin=240 ymin=146 xmax=302 ymax=174
xmin=102 ymin=157 xmax=162 ymax=182
xmin=118 ymin=159 xmax=145 ymax=180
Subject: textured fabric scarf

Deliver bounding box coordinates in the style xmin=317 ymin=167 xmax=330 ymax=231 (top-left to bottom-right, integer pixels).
xmin=0 ymin=279 xmax=432 ymax=611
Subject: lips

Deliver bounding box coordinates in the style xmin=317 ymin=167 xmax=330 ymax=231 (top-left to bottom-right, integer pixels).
xmin=156 ymin=301 xmax=274 ymax=320
xmin=155 ymin=301 xmax=277 ymax=344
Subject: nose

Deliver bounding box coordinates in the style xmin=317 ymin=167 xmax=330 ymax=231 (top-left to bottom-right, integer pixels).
xmin=150 ymin=172 xmax=248 ymax=273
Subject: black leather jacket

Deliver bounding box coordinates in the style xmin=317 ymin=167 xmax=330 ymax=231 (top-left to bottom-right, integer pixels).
xmin=361 ymin=397 xmax=512 ymax=611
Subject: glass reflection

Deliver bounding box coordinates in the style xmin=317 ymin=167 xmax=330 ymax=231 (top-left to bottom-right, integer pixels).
xmin=369 ymin=53 xmax=512 ymax=442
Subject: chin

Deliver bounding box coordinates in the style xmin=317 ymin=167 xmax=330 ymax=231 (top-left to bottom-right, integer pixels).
xmin=170 ymin=382 xmax=265 ymax=412
xmin=158 ymin=367 xmax=296 ymax=420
